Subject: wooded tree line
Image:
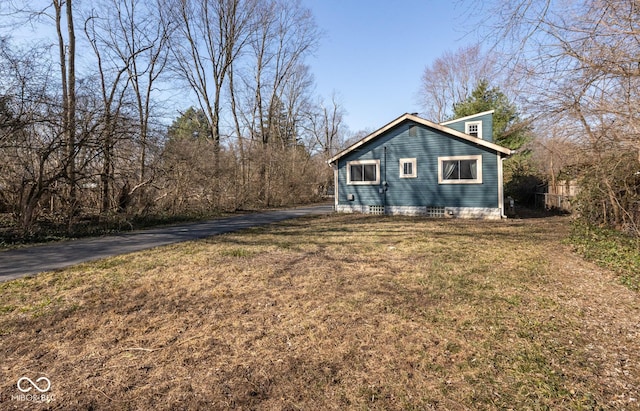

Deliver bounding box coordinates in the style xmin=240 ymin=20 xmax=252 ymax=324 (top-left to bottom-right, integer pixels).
xmin=3 ymin=0 xmax=637 ymax=238
xmin=420 ymin=0 xmax=640 ymax=234
xmin=0 ymin=0 xmax=346 ymax=237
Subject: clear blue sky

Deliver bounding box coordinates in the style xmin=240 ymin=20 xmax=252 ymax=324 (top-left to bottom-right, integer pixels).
xmin=301 ymin=0 xmax=477 ymax=133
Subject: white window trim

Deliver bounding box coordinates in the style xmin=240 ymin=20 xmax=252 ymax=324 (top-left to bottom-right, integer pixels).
xmin=465 ymin=121 xmax=482 ymax=139
xmin=399 ymin=158 xmax=417 ymax=178
xmin=438 ymin=155 xmax=483 ymax=184
xmin=346 ymin=159 xmax=380 ymax=185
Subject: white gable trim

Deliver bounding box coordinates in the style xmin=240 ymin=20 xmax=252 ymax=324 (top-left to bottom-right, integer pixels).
xmin=327 ymin=113 xmax=512 ymax=165
xmin=439 ymin=110 xmax=495 ymax=126
xmin=327 ymin=115 xmax=409 ymax=164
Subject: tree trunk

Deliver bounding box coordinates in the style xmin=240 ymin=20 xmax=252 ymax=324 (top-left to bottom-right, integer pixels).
xmin=54 ymin=0 xmax=77 ymax=227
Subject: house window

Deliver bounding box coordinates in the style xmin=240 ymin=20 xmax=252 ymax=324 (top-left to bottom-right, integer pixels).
xmin=465 ymin=121 xmax=482 ymax=139
xmin=438 ymin=155 xmax=483 ymax=184
xmin=409 ymin=125 xmax=417 ymax=137
xmin=347 ymin=159 xmax=380 ymax=185
xmin=399 ymin=158 xmax=417 ymax=178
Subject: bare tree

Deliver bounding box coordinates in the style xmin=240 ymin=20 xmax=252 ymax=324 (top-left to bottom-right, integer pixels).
xmin=485 ymin=0 xmax=640 ymax=231
xmin=305 ymin=93 xmax=346 ymax=157
xmin=238 ymin=0 xmax=318 ymax=205
xmin=247 ymin=0 xmax=318 ymax=144
xmin=167 ymin=0 xmax=255 ymax=158
xmin=83 ymin=0 xmax=171 ymax=212
xmin=0 ymin=0 xmax=326 ymax=235
xmin=83 ymin=12 xmax=132 ymax=213
xmin=418 ymin=44 xmax=497 ymax=122
xmin=0 ymin=1 xmax=81 ymax=229
xmin=0 ymin=39 xmax=66 ymax=233
xmin=53 ymin=0 xmax=78 ymax=223
xmin=108 ymin=0 xmax=171 ymax=185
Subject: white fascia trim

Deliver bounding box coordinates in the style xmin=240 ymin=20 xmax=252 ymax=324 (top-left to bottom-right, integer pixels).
xmin=327 ymin=115 xmax=409 ymax=164
xmin=409 ymin=114 xmax=511 ymax=156
xmin=439 ymin=110 xmax=496 ymax=126
xmin=327 ymin=112 xmax=512 ymax=165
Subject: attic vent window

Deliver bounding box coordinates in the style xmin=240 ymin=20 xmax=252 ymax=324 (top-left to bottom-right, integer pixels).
xmin=409 ymin=125 xmax=417 ymax=137
xmin=465 ymin=121 xmax=482 ymax=139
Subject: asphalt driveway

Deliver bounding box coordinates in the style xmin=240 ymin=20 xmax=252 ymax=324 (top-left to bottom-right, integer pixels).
xmin=0 ymin=204 xmax=333 ymax=282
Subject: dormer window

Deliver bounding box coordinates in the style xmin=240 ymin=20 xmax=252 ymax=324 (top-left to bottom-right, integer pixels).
xmin=465 ymin=121 xmax=482 ymax=139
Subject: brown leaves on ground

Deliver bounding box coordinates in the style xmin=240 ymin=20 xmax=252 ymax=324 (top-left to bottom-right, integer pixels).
xmin=0 ymin=214 xmax=638 ymax=410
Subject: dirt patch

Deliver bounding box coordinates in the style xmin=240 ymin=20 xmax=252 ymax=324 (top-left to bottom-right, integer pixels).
xmin=0 ymin=214 xmax=638 ymax=410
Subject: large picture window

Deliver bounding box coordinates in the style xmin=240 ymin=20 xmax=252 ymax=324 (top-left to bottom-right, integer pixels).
xmin=346 ymin=159 xmax=380 ymax=185
xmin=438 ymin=155 xmax=482 ymax=184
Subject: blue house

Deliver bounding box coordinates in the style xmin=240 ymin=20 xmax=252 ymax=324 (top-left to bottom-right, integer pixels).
xmin=327 ymin=111 xmax=513 ymax=219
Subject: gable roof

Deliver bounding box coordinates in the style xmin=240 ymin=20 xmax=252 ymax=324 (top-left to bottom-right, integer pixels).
xmin=327 ymin=113 xmax=513 ymax=165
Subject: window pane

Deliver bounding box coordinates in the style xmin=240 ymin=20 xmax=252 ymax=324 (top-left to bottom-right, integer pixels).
xmin=467 ymin=123 xmax=479 ymax=137
xmin=459 ymin=160 xmax=477 ymax=179
xmin=443 ymin=160 xmax=458 ymax=180
xmin=363 ymin=164 xmax=377 ymax=181
xmin=403 ymin=162 xmax=412 ymax=176
xmin=350 ymin=164 xmax=363 ymax=181
xmin=440 ymin=157 xmax=480 ymax=183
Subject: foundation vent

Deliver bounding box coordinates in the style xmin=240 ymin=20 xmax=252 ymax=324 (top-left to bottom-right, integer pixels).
xmin=426 ymin=206 xmax=446 ymax=218
xmin=368 ymin=205 xmax=385 ymax=215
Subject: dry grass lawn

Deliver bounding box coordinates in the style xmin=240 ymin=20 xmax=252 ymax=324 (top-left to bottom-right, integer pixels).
xmin=0 ymin=214 xmax=638 ymax=410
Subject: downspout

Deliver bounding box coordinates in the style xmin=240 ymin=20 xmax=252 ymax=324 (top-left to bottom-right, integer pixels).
xmin=499 ymin=155 xmax=507 ymax=218
xmin=383 ymin=146 xmax=387 ymax=210
xmin=331 ymin=162 xmax=338 ymax=211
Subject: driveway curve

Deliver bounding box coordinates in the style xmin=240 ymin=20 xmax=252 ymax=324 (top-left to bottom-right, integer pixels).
xmin=0 ymin=204 xmax=333 ymax=282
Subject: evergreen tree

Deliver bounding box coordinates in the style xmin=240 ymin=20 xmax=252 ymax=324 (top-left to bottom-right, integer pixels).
xmin=167 ymin=107 xmax=212 ymax=141
xmin=453 ymin=80 xmax=540 ymax=204
xmin=452 ymin=79 xmax=530 ymax=150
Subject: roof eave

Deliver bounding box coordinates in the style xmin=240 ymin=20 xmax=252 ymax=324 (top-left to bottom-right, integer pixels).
xmin=439 ymin=109 xmax=496 ymax=125
xmin=327 ymin=113 xmax=414 ymax=164
xmin=327 ymin=112 xmax=512 ymax=164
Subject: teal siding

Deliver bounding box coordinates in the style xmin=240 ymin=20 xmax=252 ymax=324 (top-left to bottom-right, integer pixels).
xmin=337 ymin=121 xmax=501 ymax=209
xmin=443 ymin=112 xmax=494 ymax=142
